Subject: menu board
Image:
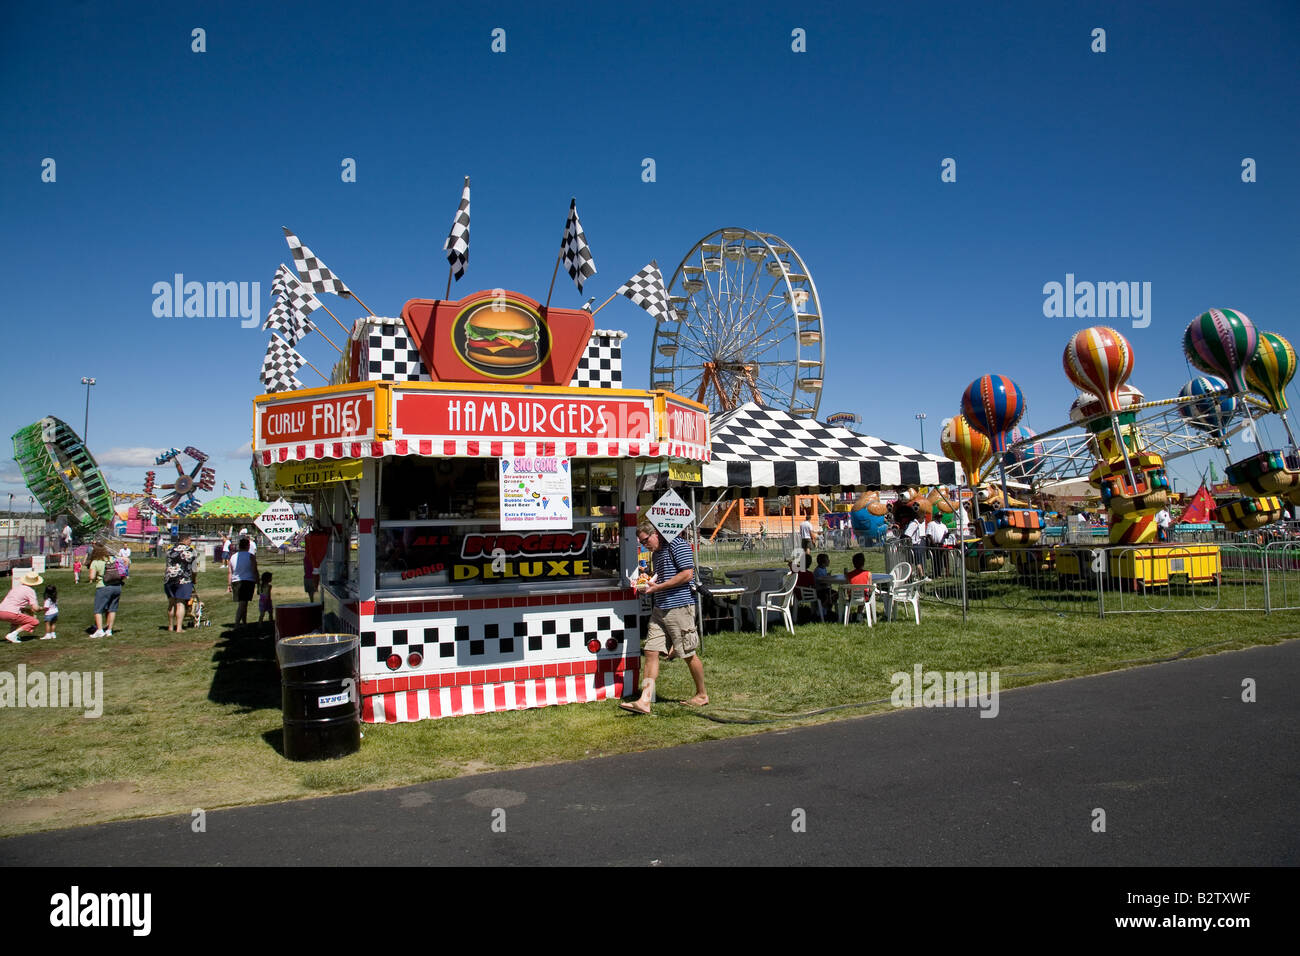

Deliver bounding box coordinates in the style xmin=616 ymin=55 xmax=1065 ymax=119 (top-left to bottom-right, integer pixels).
xmin=499 ymin=456 xmax=573 ymax=530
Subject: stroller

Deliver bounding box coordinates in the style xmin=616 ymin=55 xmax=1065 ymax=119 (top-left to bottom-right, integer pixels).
xmin=185 ymin=590 xmax=211 ymax=628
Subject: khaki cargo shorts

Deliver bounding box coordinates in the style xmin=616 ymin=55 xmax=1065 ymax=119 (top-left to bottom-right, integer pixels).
xmin=643 ymin=605 xmax=699 ymax=660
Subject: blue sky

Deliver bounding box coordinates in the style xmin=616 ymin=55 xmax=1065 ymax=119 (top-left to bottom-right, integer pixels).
xmin=3 ymin=0 xmax=1297 ymax=508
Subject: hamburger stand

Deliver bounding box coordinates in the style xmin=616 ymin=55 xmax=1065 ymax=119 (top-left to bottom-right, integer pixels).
xmin=253 ymin=288 xmax=711 ymax=724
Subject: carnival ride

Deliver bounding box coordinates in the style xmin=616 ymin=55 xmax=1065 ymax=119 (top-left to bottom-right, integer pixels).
xmin=10 ymin=416 xmax=114 ymax=537
xmin=144 ymin=446 xmax=215 ymax=517
xmin=651 ymin=228 xmax=826 ymax=419
xmin=937 ymin=313 xmax=1297 ymax=587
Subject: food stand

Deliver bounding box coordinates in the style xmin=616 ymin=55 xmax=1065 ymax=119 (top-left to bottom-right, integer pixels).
xmin=252 ymin=289 xmax=710 ymax=723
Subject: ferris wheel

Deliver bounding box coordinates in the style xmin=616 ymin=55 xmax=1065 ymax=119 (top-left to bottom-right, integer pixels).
xmin=651 ymin=227 xmax=826 ymax=418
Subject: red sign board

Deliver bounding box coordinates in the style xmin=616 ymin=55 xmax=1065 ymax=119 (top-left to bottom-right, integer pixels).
xmin=663 ymin=397 xmax=708 ymax=447
xmin=401 ymin=290 xmax=594 ymax=387
xmin=393 ymin=391 xmax=653 ymax=442
xmin=259 ymin=391 xmax=375 ymax=445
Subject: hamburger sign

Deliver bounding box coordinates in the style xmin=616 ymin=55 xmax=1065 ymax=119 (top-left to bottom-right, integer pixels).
xmin=456 ymin=299 xmax=549 ymax=375
xmin=401 ymin=290 xmax=594 ymax=387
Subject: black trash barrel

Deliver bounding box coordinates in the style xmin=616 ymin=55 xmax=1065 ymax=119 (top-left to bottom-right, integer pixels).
xmin=277 ymin=634 xmax=360 ymax=761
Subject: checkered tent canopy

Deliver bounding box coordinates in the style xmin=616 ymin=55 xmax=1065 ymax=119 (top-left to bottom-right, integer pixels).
xmin=703 ymin=403 xmax=961 ymax=493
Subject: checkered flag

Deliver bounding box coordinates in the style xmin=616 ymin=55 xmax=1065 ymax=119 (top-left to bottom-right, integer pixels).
xmin=283 ymin=227 xmax=353 ymax=297
xmin=615 ymin=260 xmax=671 ymax=323
xmin=270 ymin=263 xmax=295 ymax=299
xmin=260 ymin=335 xmax=306 ymax=393
xmin=443 ymin=176 xmax=470 ymax=282
xmin=263 ymin=298 xmax=307 ymax=346
xmin=560 ymin=198 xmax=596 ymax=293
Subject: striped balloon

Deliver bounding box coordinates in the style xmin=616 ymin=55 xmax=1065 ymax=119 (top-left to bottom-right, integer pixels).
xmin=1177 ymin=375 xmax=1236 ymax=441
xmin=960 ymin=375 xmax=1026 ymax=453
xmin=1062 ymin=326 xmax=1133 ymax=414
xmin=1184 ymin=309 xmax=1258 ymax=392
xmin=1245 ymin=331 xmax=1295 ymax=413
xmin=941 ymin=415 xmax=993 ymax=485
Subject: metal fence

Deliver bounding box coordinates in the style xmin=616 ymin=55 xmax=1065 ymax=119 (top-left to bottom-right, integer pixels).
xmin=887 ymin=539 xmax=1300 ymax=618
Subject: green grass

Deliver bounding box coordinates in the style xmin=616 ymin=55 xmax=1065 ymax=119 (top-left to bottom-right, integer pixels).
xmin=1 ymin=555 xmax=1297 ymax=837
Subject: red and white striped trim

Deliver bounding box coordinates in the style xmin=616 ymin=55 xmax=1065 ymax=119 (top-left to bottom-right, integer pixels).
xmin=260 ymin=438 xmax=709 ymax=464
xmin=361 ymin=658 xmax=638 ymax=722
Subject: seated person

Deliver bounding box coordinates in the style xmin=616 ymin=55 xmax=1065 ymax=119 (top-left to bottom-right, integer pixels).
xmin=844 ymin=552 xmax=873 ymax=585
xmin=813 ymin=553 xmax=836 ymax=615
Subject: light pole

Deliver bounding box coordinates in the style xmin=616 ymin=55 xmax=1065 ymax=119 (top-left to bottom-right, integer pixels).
xmin=81 ymin=377 xmax=96 ymax=443
xmin=915 ymin=413 xmax=927 ymax=453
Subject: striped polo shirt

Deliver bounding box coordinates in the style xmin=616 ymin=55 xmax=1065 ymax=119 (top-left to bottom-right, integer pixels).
xmin=652 ymin=535 xmax=695 ymax=610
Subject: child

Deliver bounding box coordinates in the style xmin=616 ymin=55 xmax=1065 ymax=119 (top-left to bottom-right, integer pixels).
xmin=73 ymin=557 xmax=82 ymax=584
xmin=43 ymin=585 xmax=58 ymax=640
xmin=257 ymin=572 xmax=273 ymax=623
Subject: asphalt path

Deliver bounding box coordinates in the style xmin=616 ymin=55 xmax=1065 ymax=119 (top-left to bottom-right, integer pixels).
xmin=3 ymin=640 xmax=1296 ymax=867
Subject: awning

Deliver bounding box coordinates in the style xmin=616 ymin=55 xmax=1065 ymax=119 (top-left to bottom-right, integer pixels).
xmin=702 ymin=404 xmax=959 ymax=493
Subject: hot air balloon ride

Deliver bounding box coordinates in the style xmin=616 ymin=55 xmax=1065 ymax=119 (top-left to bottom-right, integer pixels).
xmin=940 ymin=414 xmax=993 ymax=517
xmin=958 ymin=378 xmax=1045 ymax=551
xmin=1185 ymin=311 xmax=1291 ymax=519
xmin=1062 ymin=327 xmax=1168 ymax=543
xmin=960 ymin=374 xmax=1029 ymax=509
xmin=1063 ymin=326 xmax=1140 ymax=487
xmin=1184 ymin=309 xmax=1258 ymax=394
xmin=1177 ymin=376 xmax=1237 ymax=446
xmin=961 ymin=375 xmax=1026 ymax=454
xmin=1229 ymin=330 xmax=1300 ymax=505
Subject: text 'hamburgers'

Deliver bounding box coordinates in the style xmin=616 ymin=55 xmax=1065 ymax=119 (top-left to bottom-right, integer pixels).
xmin=463 ymin=308 xmax=542 ymax=368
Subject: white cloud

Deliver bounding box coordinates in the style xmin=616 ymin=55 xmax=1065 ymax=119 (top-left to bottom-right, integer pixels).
xmin=96 ymin=447 xmax=165 ymax=467
xmin=228 ymin=441 xmax=253 ymax=458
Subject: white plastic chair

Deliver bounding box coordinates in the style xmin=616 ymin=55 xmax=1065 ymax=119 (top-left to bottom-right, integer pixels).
xmin=888 ymin=577 xmax=929 ymax=624
xmin=840 ymin=583 xmax=876 ymax=627
xmin=795 ymin=585 xmax=825 ymax=623
xmin=756 ymin=572 xmax=797 ymax=636
xmin=890 ymin=561 xmax=913 ymax=586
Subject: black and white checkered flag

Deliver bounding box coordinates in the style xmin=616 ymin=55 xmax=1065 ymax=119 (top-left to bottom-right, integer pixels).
xmin=443 ymin=176 xmax=470 ymax=281
xmin=260 ymin=335 xmax=306 ymax=393
xmin=265 ymin=269 xmax=322 ymax=345
xmin=560 ymin=198 xmax=596 ymax=293
xmin=281 ymin=275 xmax=323 ymax=321
xmin=263 ymin=299 xmax=305 ymax=346
xmin=615 ymin=260 xmax=671 ymax=323
xmin=270 ymin=263 xmax=294 ymax=299
xmin=283 ymin=227 xmax=353 ymax=297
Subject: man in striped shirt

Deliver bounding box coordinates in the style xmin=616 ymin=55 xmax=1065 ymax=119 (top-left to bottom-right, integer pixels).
xmin=619 ymin=523 xmax=708 ymax=714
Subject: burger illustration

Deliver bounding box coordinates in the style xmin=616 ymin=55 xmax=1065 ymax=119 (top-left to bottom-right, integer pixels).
xmin=461 ymin=306 xmax=543 ymax=370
